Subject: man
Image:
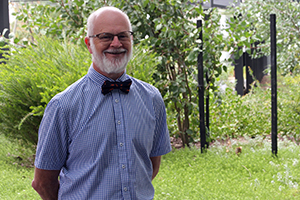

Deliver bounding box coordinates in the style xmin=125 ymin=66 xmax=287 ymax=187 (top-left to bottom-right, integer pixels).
xmin=32 ymin=6 xmax=171 ymax=200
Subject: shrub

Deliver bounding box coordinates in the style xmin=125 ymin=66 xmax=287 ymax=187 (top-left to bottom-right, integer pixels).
xmin=0 ymin=37 xmax=90 ymax=144
xmin=126 ymin=44 xmax=158 ymax=85
xmin=277 ymin=75 xmax=300 ymax=141
xmin=209 ymin=74 xmax=300 ymax=142
xmin=210 ymin=86 xmax=271 ymax=140
xmin=0 ymin=36 xmax=158 ymax=144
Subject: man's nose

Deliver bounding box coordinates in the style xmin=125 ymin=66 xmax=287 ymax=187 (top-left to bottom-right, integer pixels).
xmin=110 ymin=36 xmax=122 ymax=47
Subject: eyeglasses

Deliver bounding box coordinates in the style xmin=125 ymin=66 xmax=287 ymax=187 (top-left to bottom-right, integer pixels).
xmin=89 ymin=31 xmax=133 ymax=43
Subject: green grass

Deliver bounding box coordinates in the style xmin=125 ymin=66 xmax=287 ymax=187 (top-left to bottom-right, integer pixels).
xmin=153 ymin=137 xmax=300 ymax=199
xmin=0 ymin=134 xmax=39 ymax=199
xmin=2 ymin=134 xmax=299 ymax=199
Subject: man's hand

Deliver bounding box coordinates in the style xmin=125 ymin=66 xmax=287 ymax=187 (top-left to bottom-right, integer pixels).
xmin=32 ymin=167 xmax=60 ymax=200
xmin=150 ymin=156 xmax=161 ymax=180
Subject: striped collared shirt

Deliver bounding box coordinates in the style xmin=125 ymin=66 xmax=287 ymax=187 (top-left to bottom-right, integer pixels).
xmin=35 ymin=65 xmax=172 ymax=200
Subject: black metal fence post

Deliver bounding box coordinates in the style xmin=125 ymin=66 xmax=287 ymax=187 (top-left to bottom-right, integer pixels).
xmin=244 ymin=51 xmax=253 ymax=94
xmin=204 ymin=11 xmax=210 ymax=148
xmin=0 ymin=0 xmax=10 ymax=37
xmin=270 ymin=14 xmax=278 ymax=156
xmin=0 ymin=0 xmax=10 ymax=63
xmin=206 ymin=72 xmax=210 ymax=146
xmin=197 ymin=20 xmax=207 ymax=153
xmin=234 ymin=48 xmax=244 ymax=96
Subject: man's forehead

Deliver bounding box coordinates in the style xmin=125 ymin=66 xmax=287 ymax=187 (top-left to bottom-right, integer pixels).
xmin=96 ymin=9 xmax=127 ymax=23
xmin=94 ymin=10 xmax=130 ymax=32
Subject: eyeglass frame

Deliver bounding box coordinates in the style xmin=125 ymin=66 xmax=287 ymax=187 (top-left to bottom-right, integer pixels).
xmin=89 ymin=31 xmax=134 ymax=43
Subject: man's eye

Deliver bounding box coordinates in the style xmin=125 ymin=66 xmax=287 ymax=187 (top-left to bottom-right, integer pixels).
xmin=118 ymin=35 xmax=129 ymax=40
xmin=100 ymin=36 xmax=112 ymax=40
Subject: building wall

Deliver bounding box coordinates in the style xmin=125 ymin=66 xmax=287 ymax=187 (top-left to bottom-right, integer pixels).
xmin=202 ymin=0 xmax=242 ymax=9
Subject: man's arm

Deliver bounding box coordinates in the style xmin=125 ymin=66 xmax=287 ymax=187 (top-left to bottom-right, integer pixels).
xmin=32 ymin=167 xmax=60 ymax=200
xmin=150 ymin=156 xmax=162 ymax=180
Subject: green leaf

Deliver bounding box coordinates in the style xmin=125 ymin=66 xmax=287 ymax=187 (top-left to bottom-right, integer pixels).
xmin=156 ymin=23 xmax=163 ymax=32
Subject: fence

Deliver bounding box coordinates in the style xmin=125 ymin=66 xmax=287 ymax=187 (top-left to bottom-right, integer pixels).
xmin=234 ymin=47 xmax=270 ymax=96
xmin=0 ymin=0 xmax=10 ymax=64
xmin=197 ymin=14 xmax=278 ymax=155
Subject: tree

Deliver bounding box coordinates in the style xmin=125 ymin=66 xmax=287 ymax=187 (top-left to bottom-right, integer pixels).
xmin=118 ymin=1 xmax=228 ymax=146
xmin=226 ymin=0 xmax=300 ymax=75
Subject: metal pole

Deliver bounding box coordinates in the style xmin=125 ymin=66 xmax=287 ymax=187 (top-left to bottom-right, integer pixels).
xmin=197 ymin=20 xmax=207 ymax=153
xmin=0 ymin=0 xmax=10 ymax=63
xmin=206 ymin=72 xmax=210 ymax=147
xmin=245 ymin=52 xmax=252 ymax=94
xmin=0 ymin=0 xmax=10 ymax=38
xmin=234 ymin=47 xmax=244 ymax=96
xmin=270 ymin=14 xmax=278 ymax=156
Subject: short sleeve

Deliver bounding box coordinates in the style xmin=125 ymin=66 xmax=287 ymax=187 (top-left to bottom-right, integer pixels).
xmin=34 ymin=98 xmax=69 ymax=170
xmin=150 ymin=92 xmax=172 ymax=157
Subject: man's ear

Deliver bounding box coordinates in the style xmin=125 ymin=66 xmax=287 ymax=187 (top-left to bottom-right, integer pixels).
xmin=85 ymin=37 xmax=93 ymax=54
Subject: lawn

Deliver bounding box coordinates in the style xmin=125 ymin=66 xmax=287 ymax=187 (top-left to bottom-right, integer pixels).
xmin=1 ymin=134 xmax=300 ymax=199
xmin=0 ymin=134 xmax=39 ymax=199
xmin=153 ymin=136 xmax=300 ymax=199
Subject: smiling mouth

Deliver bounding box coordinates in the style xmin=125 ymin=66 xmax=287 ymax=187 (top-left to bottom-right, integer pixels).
xmin=108 ymin=52 xmax=124 ymax=55
xmin=104 ymin=49 xmax=127 ymax=55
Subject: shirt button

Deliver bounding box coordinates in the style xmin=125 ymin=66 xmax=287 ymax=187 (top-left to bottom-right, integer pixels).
xmin=120 ymin=143 xmax=123 ymax=147
xmin=115 ymin=99 xmax=119 ymax=103
xmin=117 ymin=121 xmax=121 ymax=125
xmin=124 ymin=187 xmax=128 ymax=192
xmin=122 ymin=165 xmax=126 ymax=169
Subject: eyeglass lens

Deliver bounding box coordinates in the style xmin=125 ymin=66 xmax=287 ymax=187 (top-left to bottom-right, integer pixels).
xmin=97 ymin=32 xmax=131 ymax=42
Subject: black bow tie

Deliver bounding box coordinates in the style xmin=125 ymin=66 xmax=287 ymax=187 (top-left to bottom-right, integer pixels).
xmin=101 ymin=79 xmax=132 ymax=95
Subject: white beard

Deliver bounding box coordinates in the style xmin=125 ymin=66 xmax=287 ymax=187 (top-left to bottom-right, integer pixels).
xmin=90 ymin=41 xmax=132 ymax=74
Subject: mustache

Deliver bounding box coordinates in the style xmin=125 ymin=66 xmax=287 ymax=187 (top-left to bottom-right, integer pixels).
xmin=103 ymin=49 xmax=127 ymax=54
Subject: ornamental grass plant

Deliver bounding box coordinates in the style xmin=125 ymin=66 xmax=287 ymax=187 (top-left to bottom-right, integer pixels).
xmin=0 ymin=36 xmax=90 ymax=144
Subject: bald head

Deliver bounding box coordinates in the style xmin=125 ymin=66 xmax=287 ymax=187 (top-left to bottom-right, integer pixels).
xmin=87 ymin=7 xmax=132 ymax=37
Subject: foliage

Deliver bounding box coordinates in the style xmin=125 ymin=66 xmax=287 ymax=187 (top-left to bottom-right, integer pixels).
xmin=11 ymin=0 xmax=99 ymax=45
xmin=209 ymin=73 xmax=300 ymax=142
xmin=210 ymin=86 xmax=271 ymax=140
xmin=276 ymin=75 xmax=300 ymax=139
xmin=225 ymin=0 xmax=300 ymax=75
xmin=126 ymin=44 xmax=159 ymax=85
xmin=0 ymin=35 xmax=159 ymax=144
xmin=10 ymin=0 xmax=235 ymax=146
xmin=0 ymin=36 xmax=90 ymax=144
xmin=115 ymin=1 xmax=232 ymax=146
xmin=9 ymin=0 xmax=300 ymax=146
